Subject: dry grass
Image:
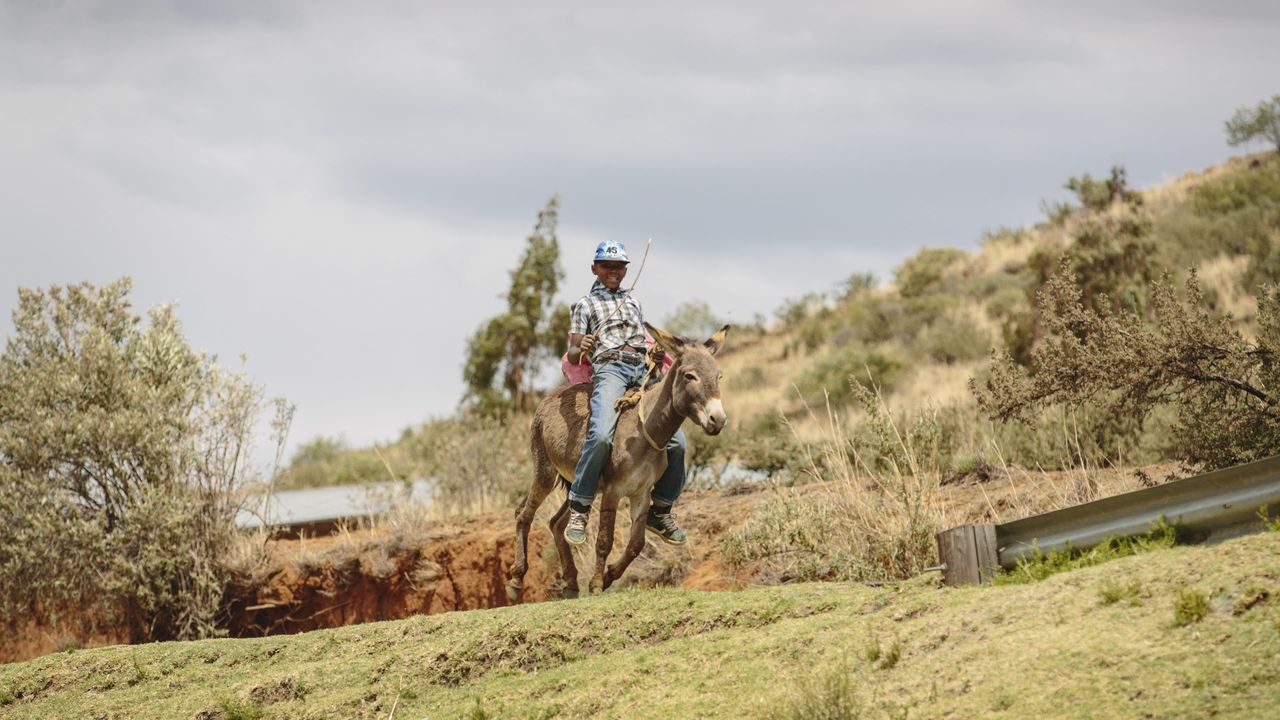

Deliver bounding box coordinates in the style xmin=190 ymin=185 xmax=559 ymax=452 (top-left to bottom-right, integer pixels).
xmin=889 ymin=360 xmax=983 ymax=418
xmin=1199 ymin=253 xmax=1261 ymax=331
xmin=724 ymin=389 xmax=952 ymax=583
xmin=971 ymin=226 xmax=1050 ymax=277
xmin=1140 ymin=151 xmax=1267 ymax=210
xmin=718 ymin=331 xmax=795 ymax=422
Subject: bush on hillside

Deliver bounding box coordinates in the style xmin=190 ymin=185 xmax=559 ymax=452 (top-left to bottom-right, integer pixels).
xmin=278 ymin=437 xmax=390 ymax=490
xmin=736 ymin=413 xmax=807 ymax=477
xmin=1008 ymin=215 xmax=1158 ymax=365
xmin=663 ymin=300 xmax=726 ymax=339
xmin=1189 ymin=157 xmax=1280 ymax=287
xmin=682 ymin=423 xmax=734 ymax=489
xmin=796 ymin=348 xmax=906 ymax=407
xmin=1193 ymin=158 xmax=1280 ymax=216
xmin=775 ymin=292 xmax=828 ymax=327
xmin=1040 ymin=198 xmax=1074 ymax=226
xmin=831 ymin=291 xmax=954 ymax=350
xmin=1064 ymin=166 xmax=1143 ymax=213
xmin=1140 ymin=155 xmax=1280 ymax=294
xmin=974 ymin=261 xmax=1280 ymax=470
xmin=894 ymin=248 xmax=968 ymax=298
xmin=0 ymin=279 xmax=264 ymax=642
xmin=406 ymin=413 xmax=532 ymax=515
xmin=983 ymin=400 xmax=1166 ymax=471
xmin=914 ymin=313 xmax=992 ymax=365
xmin=836 ymin=272 xmax=877 ymax=302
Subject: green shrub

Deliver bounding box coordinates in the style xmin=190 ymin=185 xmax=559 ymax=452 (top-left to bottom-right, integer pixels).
xmin=864 ymin=636 xmax=901 ymax=670
xmin=995 ymin=520 xmax=1181 ymax=585
xmin=407 ymin=413 xmax=532 ymax=516
xmin=975 ymin=262 xmax=1280 ymax=471
xmin=1180 ymin=157 xmax=1280 ymax=287
xmin=845 ymin=388 xmax=969 ymax=478
xmin=1192 ymin=159 xmax=1280 ymax=216
xmin=837 ymin=272 xmax=878 ymax=302
xmin=730 ymin=365 xmax=768 ymax=392
xmin=1173 ymin=588 xmax=1209 ymax=626
xmin=1258 ymin=506 xmax=1280 ymax=532
xmin=914 ymin=314 xmax=992 ymax=365
xmin=1064 ymin=166 xmax=1141 ymax=212
xmin=765 ymin=665 xmax=864 ymax=720
xmin=683 ymin=428 xmax=732 ymax=489
xmin=796 ymin=348 xmax=906 ymax=407
xmin=732 ymin=414 xmax=806 ymax=478
xmin=278 ymin=439 xmax=391 ymax=490
xmin=722 ymin=490 xmax=862 ymax=582
xmin=217 ymin=697 xmax=265 ymax=720
xmin=775 ymin=292 xmax=828 ymax=326
xmin=0 ymin=279 xmax=266 ymax=642
xmin=1040 ymin=198 xmax=1074 ymax=225
xmin=663 ymin=300 xmax=726 ymax=339
xmin=880 ymin=638 xmax=901 ymax=669
xmin=894 ymin=248 xmax=968 ymax=298
xmin=798 ymin=318 xmax=829 ymax=353
xmin=1097 ymin=579 xmax=1143 ymax=606
xmin=981 ymin=400 xmax=1162 ymax=471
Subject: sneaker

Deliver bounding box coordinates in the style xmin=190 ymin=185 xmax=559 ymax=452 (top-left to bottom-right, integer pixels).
xmin=564 ymin=509 xmax=589 ymax=546
xmin=646 ymin=508 xmax=687 ymax=545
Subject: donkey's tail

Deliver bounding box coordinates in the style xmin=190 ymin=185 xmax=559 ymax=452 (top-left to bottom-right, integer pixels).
xmin=528 ymin=412 xmax=542 ymax=457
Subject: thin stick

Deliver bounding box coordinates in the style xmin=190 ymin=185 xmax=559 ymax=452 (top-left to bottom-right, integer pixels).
xmin=578 ymin=238 xmax=652 ymax=364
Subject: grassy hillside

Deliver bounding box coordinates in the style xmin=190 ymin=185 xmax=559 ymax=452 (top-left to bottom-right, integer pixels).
xmin=2 ymin=530 xmax=1277 ymax=719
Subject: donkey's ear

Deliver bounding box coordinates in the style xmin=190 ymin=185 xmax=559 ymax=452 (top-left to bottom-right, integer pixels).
xmin=704 ymin=324 xmax=731 ymax=356
xmin=645 ymin=322 xmax=687 ymax=357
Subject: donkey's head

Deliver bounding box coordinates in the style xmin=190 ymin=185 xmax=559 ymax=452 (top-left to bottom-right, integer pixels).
xmin=645 ymin=322 xmax=730 ymax=435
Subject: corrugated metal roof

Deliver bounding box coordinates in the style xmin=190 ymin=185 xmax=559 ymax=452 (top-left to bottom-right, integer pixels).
xmin=236 ymin=479 xmax=432 ymax=530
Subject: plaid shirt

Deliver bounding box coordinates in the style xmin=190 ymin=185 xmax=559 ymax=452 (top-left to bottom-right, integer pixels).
xmin=570 ymin=281 xmax=646 ymax=363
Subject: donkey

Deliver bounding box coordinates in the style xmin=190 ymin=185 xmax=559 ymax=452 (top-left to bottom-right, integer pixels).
xmin=506 ymin=322 xmax=729 ymax=600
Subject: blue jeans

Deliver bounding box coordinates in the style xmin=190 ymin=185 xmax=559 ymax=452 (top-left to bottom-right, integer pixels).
xmin=568 ymin=360 xmax=686 ymax=509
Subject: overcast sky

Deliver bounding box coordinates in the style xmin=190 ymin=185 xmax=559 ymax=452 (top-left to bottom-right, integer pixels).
xmin=3 ymin=0 xmax=1278 ymax=464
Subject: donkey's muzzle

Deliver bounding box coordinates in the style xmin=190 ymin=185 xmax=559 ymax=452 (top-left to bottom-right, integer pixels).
xmin=699 ymin=398 xmax=727 ymax=435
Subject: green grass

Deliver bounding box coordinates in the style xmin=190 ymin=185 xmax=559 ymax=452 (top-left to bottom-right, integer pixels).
xmin=993 ymin=519 xmax=1183 ymax=585
xmin=1173 ymin=587 xmax=1210 ymax=627
xmin=2 ymin=533 xmax=1279 ymax=719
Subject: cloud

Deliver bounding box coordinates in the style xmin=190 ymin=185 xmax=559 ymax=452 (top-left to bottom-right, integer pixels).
xmin=2 ymin=0 xmax=1277 ymax=459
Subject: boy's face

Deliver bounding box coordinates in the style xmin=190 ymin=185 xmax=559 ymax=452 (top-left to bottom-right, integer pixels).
xmin=592 ymin=261 xmax=628 ymax=290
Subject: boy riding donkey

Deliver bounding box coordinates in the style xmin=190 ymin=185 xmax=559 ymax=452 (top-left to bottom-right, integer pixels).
xmin=563 ymin=241 xmax=688 ymax=547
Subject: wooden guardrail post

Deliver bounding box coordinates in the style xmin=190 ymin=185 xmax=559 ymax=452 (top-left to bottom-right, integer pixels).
xmin=936 ymin=524 xmax=998 ymax=586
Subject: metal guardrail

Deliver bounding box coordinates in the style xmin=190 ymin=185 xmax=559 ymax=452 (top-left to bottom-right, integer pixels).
xmin=937 ymin=454 xmax=1280 ymax=585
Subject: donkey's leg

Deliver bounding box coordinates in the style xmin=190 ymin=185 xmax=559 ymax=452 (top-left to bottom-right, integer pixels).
xmin=604 ymin=493 xmax=652 ymax=591
xmin=588 ymin=501 xmax=619 ymax=594
xmin=549 ymin=494 xmax=580 ymax=599
xmin=506 ymin=464 xmax=558 ymax=603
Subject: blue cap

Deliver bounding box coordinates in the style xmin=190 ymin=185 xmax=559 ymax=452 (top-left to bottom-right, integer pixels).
xmin=593 ymin=241 xmax=630 ymax=263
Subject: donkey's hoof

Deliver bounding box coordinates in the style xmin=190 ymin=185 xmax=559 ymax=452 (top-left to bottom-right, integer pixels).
xmin=550 ymin=580 xmax=580 ymax=600
xmin=505 ymin=579 xmax=524 ymax=603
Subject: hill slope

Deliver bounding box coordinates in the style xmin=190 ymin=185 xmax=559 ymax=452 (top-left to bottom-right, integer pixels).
xmin=2 ymin=531 xmax=1277 ymax=719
